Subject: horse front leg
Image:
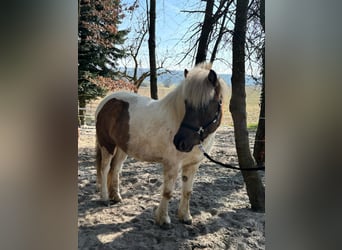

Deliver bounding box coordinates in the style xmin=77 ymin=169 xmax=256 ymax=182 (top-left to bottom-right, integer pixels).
xmin=155 ymin=163 xmax=180 ymax=227
xmin=178 ymin=163 xmax=199 ymax=225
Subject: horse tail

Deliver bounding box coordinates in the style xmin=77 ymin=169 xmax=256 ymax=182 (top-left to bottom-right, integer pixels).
xmin=95 ymin=138 xmax=101 ymax=174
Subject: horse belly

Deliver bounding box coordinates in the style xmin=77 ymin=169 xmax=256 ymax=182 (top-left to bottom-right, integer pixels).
xmin=126 ymin=130 xmax=174 ymax=162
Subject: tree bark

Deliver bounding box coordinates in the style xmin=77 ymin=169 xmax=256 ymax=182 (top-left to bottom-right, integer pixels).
xmin=195 ymin=0 xmax=214 ymax=65
xmin=253 ymin=0 xmax=265 ymax=166
xmin=148 ymin=0 xmax=158 ymax=99
xmin=253 ymin=74 xmax=265 ymax=166
xmin=230 ymin=0 xmax=265 ymax=212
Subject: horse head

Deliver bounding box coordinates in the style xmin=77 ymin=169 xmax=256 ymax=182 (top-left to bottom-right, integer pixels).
xmin=173 ymin=65 xmax=225 ymax=152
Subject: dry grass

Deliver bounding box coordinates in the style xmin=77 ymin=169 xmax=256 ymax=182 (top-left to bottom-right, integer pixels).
xmin=138 ymin=86 xmax=261 ymax=127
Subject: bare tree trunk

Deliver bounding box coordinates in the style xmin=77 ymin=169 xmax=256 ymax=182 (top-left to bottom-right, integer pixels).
xmin=260 ymin=0 xmax=265 ymax=31
xmin=147 ymin=0 xmax=158 ymax=99
xmin=253 ymin=0 xmax=265 ymax=166
xmin=195 ymin=0 xmax=214 ymax=65
xmin=230 ymin=0 xmax=265 ymax=212
xmin=253 ymin=74 xmax=265 ymax=165
xmin=210 ymin=10 xmax=227 ymax=63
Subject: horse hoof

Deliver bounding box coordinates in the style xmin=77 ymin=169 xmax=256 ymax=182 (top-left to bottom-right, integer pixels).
xmin=110 ymin=198 xmax=122 ymax=204
xmin=154 ymin=207 xmax=171 ymax=227
xmin=110 ymin=194 xmax=122 ymax=203
xmin=102 ymin=200 xmax=111 ymax=207
xmin=178 ymin=210 xmax=193 ymax=225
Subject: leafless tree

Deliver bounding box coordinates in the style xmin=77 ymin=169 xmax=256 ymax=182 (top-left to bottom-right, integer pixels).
xmin=179 ymin=0 xmax=234 ymax=66
xmin=195 ymin=0 xmax=215 ymax=64
xmin=230 ymin=0 xmax=265 ymax=212
xmin=252 ymin=0 xmax=265 ymax=166
xmin=119 ymin=2 xmax=170 ymax=92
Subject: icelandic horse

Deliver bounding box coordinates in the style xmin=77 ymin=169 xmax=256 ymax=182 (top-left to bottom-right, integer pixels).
xmin=95 ymin=62 xmax=228 ymax=226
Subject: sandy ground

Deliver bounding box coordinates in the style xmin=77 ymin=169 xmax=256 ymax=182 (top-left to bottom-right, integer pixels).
xmin=78 ymin=126 xmax=265 ymax=249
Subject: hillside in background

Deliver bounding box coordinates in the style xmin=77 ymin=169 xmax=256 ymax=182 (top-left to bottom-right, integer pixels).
xmin=119 ymin=68 xmax=260 ymax=87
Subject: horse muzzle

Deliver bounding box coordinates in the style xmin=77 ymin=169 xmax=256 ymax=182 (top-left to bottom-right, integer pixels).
xmin=173 ymin=135 xmax=195 ymax=152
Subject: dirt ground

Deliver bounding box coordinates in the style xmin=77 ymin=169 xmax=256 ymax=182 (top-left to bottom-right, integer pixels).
xmin=78 ymin=126 xmax=265 ymax=249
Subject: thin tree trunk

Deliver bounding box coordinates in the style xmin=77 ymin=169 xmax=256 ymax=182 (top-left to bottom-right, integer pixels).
xmin=260 ymin=0 xmax=265 ymax=32
xmin=253 ymin=0 xmax=265 ymax=166
xmin=230 ymin=0 xmax=265 ymax=212
xmin=253 ymin=74 xmax=265 ymax=166
xmin=210 ymin=10 xmax=227 ymax=63
xmin=148 ymin=0 xmax=158 ymax=99
xmin=195 ymin=0 xmax=214 ymax=65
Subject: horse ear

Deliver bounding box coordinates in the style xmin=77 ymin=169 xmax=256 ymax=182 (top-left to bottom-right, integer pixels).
xmin=208 ymin=69 xmax=217 ymax=86
xmin=184 ymin=69 xmax=189 ymax=78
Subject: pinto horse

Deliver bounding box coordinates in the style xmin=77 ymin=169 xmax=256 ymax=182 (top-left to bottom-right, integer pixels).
xmin=95 ymin=63 xmax=228 ymax=226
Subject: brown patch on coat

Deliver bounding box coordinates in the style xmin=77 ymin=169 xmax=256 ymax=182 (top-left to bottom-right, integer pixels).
xmin=96 ymin=98 xmax=130 ymax=154
xmin=163 ymin=191 xmax=172 ymax=200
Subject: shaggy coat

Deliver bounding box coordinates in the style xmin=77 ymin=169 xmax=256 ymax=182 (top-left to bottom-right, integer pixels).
xmin=95 ymin=63 xmax=228 ymax=226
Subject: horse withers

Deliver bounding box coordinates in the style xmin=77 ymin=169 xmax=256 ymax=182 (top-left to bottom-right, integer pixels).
xmin=95 ymin=63 xmax=228 ymax=226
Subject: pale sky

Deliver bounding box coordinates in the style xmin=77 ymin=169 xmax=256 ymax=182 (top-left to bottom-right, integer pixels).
xmin=118 ymin=0 xmax=235 ymax=74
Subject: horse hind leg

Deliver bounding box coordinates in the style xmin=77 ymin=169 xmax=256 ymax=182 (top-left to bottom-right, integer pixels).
xmin=98 ymin=146 xmax=114 ymax=206
xmin=107 ymin=148 xmax=127 ymax=203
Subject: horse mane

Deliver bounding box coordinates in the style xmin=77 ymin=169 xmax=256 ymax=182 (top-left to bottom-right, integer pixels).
xmin=181 ymin=62 xmax=228 ymax=108
xmin=159 ymin=62 xmax=228 ymax=122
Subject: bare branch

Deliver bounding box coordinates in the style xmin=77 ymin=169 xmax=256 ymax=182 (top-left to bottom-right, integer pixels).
xmin=180 ymin=10 xmax=205 ymax=14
